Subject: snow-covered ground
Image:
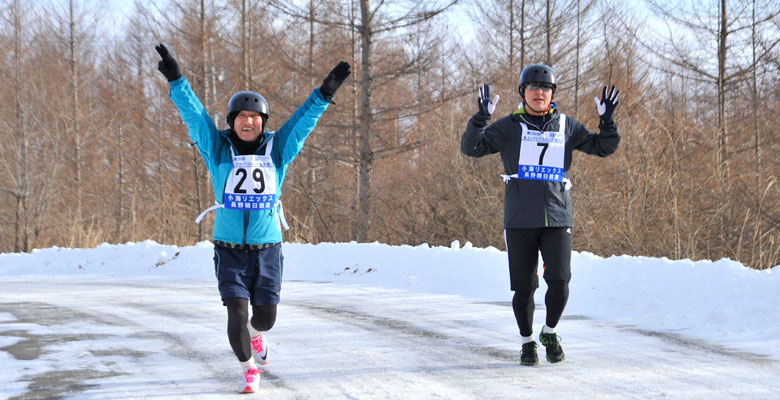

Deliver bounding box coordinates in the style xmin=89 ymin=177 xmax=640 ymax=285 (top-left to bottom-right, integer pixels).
xmin=1 ymin=241 xmax=778 ymax=399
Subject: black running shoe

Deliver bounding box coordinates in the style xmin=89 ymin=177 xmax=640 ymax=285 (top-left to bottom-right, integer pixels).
xmin=539 ymin=331 xmax=565 ymax=363
xmin=520 ymin=341 xmax=539 ymax=366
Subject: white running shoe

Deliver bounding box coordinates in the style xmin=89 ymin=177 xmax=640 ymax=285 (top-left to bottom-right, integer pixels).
xmin=240 ymin=367 xmax=261 ymax=394
xmin=250 ymin=332 xmax=269 ymax=365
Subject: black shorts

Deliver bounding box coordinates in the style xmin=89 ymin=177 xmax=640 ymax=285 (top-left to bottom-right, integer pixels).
xmin=504 ymin=227 xmax=572 ymax=293
xmin=213 ymin=242 xmax=283 ymax=305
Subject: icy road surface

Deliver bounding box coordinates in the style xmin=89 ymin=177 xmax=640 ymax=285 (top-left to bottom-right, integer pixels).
xmin=1 ymin=276 xmax=778 ymax=399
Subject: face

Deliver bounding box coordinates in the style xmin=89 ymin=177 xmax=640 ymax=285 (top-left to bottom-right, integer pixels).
xmin=233 ymin=110 xmax=264 ymax=142
xmin=523 ymin=83 xmax=554 ymax=116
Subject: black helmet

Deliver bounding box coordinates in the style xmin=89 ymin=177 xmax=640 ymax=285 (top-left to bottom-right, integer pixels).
xmin=226 ymin=91 xmax=269 ymax=129
xmin=518 ymin=63 xmax=556 ymax=94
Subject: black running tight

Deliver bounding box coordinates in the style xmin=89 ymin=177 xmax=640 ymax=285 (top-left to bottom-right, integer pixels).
xmin=224 ymin=298 xmax=277 ymax=362
xmin=512 ymin=280 xmax=569 ymax=337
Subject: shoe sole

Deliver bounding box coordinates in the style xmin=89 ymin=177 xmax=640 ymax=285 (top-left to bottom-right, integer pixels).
xmin=240 ymin=386 xmax=258 ymax=394
xmin=521 ymin=360 xmax=540 ymax=366
xmin=546 ymin=354 xmax=565 ymax=363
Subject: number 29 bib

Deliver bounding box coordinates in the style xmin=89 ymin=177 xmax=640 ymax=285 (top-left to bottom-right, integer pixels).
xmin=223 ymin=138 xmax=277 ymax=210
xmin=517 ymin=115 xmax=566 ymax=182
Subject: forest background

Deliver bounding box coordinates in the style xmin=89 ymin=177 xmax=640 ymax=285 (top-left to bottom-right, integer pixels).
xmin=1 ymin=0 xmax=778 ymax=270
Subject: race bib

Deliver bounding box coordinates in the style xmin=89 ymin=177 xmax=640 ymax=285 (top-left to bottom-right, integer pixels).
xmin=223 ymin=139 xmax=277 ymax=210
xmin=517 ymin=116 xmax=566 ymax=182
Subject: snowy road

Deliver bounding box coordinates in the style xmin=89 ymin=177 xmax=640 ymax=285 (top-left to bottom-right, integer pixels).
xmin=1 ymin=276 xmax=779 ymax=399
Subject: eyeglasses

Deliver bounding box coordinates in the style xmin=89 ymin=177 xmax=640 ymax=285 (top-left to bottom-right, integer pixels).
xmin=235 ymin=112 xmax=263 ymax=120
xmin=527 ymin=83 xmax=554 ymax=92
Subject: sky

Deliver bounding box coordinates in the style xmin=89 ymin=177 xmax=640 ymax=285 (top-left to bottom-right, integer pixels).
xmin=1 ymin=240 xmax=779 ymax=398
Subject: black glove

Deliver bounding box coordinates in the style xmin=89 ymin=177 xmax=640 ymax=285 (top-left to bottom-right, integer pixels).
xmin=320 ymin=61 xmax=351 ymax=103
xmin=155 ymin=43 xmax=181 ymax=82
xmin=477 ymin=83 xmax=499 ymax=118
xmin=594 ymin=85 xmax=619 ymax=124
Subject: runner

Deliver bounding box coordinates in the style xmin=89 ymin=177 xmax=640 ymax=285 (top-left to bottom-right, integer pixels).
xmin=460 ymin=63 xmax=620 ymax=365
xmin=155 ymin=43 xmax=350 ymax=392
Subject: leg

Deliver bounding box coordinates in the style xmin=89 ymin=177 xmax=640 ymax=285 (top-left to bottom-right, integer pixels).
xmin=250 ymin=304 xmax=278 ymax=332
xmin=247 ymin=245 xmax=282 ymax=365
xmin=512 ymin=290 xmax=535 ymax=337
xmin=252 ymin=243 xmax=283 ymax=306
xmin=504 ymin=228 xmax=542 ymax=336
xmin=213 ymin=244 xmax=256 ymax=362
xmin=539 ymin=227 xmax=572 ymax=328
xmin=538 ymin=228 xmax=569 ymax=363
xmin=247 ymin=304 xmax=276 ymax=365
xmin=224 ymin=297 xmax=252 ymax=362
xmin=544 ymin=281 xmax=569 ymax=328
xmin=214 ymin=246 xmax=263 ymax=392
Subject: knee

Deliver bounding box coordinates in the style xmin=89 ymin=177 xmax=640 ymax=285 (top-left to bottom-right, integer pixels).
xmin=251 ymin=305 xmax=277 ymax=331
xmin=251 ymin=315 xmax=275 ymax=331
xmin=512 ymin=290 xmax=535 ymax=305
xmin=546 ymin=280 xmax=569 ymax=298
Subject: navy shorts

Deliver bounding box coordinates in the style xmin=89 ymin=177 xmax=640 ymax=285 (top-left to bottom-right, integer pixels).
xmin=504 ymin=227 xmax=572 ymax=293
xmin=213 ymin=243 xmax=284 ymax=305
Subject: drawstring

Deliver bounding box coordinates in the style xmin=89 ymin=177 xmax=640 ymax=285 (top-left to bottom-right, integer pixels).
xmin=275 ymin=201 xmax=289 ymax=231
xmin=196 ymin=202 xmax=224 ymax=224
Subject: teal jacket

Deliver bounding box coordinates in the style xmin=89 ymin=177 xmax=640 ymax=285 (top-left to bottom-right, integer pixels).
xmin=168 ymin=77 xmax=329 ymax=245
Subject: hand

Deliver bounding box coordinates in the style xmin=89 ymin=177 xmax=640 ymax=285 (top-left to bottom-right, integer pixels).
xmin=593 ymin=85 xmax=619 ymax=123
xmin=477 ymin=83 xmax=499 ymax=117
xmin=320 ymin=61 xmax=351 ymax=102
xmin=155 ymin=43 xmax=181 ymax=82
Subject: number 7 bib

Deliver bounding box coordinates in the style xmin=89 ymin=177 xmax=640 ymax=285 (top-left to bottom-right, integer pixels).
xmin=517 ymin=115 xmax=566 ymax=182
xmin=223 ymin=138 xmax=277 ymax=210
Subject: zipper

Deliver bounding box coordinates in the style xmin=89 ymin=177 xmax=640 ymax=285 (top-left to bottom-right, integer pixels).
xmin=544 ymin=186 xmax=549 ymax=227
xmin=519 ymin=113 xmax=559 ymax=228
xmin=242 ymin=210 xmax=249 ymax=245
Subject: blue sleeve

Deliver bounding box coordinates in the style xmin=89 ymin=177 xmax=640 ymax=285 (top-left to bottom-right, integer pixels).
xmin=168 ymin=77 xmax=220 ymax=163
xmin=272 ymin=88 xmax=330 ymax=171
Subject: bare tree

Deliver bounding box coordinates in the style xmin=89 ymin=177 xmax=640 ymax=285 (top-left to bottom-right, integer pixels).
xmin=1 ymin=0 xmax=777 ymax=270
xmin=68 ymin=0 xmax=84 ymax=246
xmin=642 ymin=0 xmax=780 ymax=268
xmin=467 ymin=0 xmax=525 ymax=89
xmin=0 ymin=0 xmax=29 ymax=251
xmin=645 ymin=0 xmax=779 ymax=184
xmin=270 ymin=0 xmax=459 ymax=242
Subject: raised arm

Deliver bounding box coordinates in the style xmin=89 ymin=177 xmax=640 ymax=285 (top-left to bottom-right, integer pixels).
xmin=155 ymin=43 xmax=219 ymax=161
xmin=273 ymin=61 xmax=351 ymax=167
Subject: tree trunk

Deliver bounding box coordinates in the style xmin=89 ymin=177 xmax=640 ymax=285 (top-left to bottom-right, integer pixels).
xmin=242 ymin=0 xmax=250 ymax=89
xmin=309 ymin=0 xmax=316 ymax=88
xmin=357 ymin=0 xmax=373 ymax=242
xmin=69 ymin=0 xmax=82 ymax=247
xmin=749 ymin=0 xmax=762 ymax=268
xmin=716 ymin=0 xmax=730 ymax=249
xmin=10 ymin=0 xmax=27 ymax=252
xmin=509 ymin=0 xmax=515 ymax=76
xmin=545 ymin=0 xmax=552 ymax=64
xmin=520 ymin=0 xmax=525 ymax=71
xmin=116 ymin=125 xmax=124 ymax=240
xmin=717 ymin=0 xmax=729 ymax=184
xmin=574 ymin=0 xmax=581 ymax=117
xmin=157 ymin=144 xmax=166 ymax=243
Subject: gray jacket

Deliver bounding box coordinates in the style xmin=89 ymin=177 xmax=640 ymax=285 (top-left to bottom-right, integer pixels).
xmin=461 ymin=108 xmax=620 ymax=228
